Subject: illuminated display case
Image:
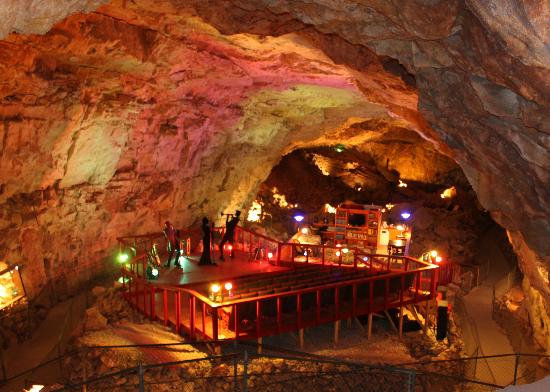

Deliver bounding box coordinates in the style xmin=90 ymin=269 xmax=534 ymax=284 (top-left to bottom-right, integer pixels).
xmin=318 ymin=202 xmax=382 ymax=249
xmin=0 ymin=262 xmax=25 ymax=310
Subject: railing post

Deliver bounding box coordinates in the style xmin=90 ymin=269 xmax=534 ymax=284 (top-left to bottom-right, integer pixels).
xmin=233 ymin=354 xmax=238 ymax=392
xmin=335 ymin=287 xmax=340 ymax=319
xmin=163 ymin=289 xmax=168 ymax=326
xmin=175 ymin=291 xmax=181 ymax=335
xmin=142 ymin=282 xmax=146 ymax=315
xmin=322 ymin=247 xmax=325 ymax=266
xmin=407 ymin=370 xmax=416 ymax=392
xmin=276 ymin=243 xmax=282 ymax=266
xmin=189 ymin=295 xmax=196 ymax=340
xmin=150 ymin=287 xmax=155 ymax=321
xmin=212 ymin=307 xmax=219 ymax=341
xmin=202 ymin=303 xmax=206 ymax=334
xmin=255 ymin=301 xmax=261 ymax=338
xmin=243 ymin=350 xmax=249 ymax=392
xmin=138 ymin=362 xmax=144 ymax=392
xmin=234 ymin=304 xmax=240 ymax=338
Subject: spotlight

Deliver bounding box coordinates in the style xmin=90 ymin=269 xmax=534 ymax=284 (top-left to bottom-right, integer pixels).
xmin=224 ymin=282 xmax=233 ymax=291
xmin=396 ymin=224 xmax=405 ymax=231
xmin=363 ymin=256 xmax=369 ymax=262
xmin=400 ymin=212 xmax=411 ymax=220
xmin=267 ymin=252 xmax=273 ymax=259
xmin=430 ymin=250 xmax=438 ymax=258
xmin=301 ymin=227 xmax=308 ymax=234
xmin=335 ymin=250 xmax=341 ymax=257
xmin=303 ymin=250 xmax=308 ymax=256
xmin=151 ymin=267 xmax=159 ymax=277
xmin=342 ymin=248 xmax=349 ymax=254
xmin=211 ymin=283 xmax=221 ymax=294
xmin=435 ymin=256 xmax=443 ymax=263
xmin=117 ymin=253 xmax=129 ymax=263
xmin=228 ymin=244 xmax=233 ymax=251
xmin=294 ymin=215 xmax=304 ymax=222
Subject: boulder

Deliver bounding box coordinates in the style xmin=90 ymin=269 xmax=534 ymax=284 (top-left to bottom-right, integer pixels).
xmin=84 ymin=307 xmax=108 ymax=331
xmin=92 ymin=286 xmax=106 ymax=298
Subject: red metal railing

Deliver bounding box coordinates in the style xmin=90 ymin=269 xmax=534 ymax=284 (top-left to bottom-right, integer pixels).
xmin=119 ymin=225 xmax=439 ymax=342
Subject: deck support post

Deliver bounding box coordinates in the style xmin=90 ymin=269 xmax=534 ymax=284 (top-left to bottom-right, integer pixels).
xmin=409 ymin=305 xmax=427 ymax=335
xmin=299 ymin=329 xmax=304 ymax=350
xmin=384 ymin=310 xmax=399 ymax=334
xmin=347 ymin=318 xmax=352 ymax=328
xmin=425 ymin=299 xmax=431 ymax=330
xmin=257 ymin=337 xmax=262 ymax=354
xmin=367 ymin=313 xmax=373 ymax=340
xmin=334 ymin=320 xmax=340 ymax=344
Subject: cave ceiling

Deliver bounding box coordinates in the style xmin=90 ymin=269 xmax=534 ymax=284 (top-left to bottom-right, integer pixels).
xmin=0 ymin=0 xmax=548 ymax=302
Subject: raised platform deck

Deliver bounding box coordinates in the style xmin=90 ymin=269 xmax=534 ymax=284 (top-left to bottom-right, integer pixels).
xmin=153 ymin=255 xmax=288 ymax=288
xmin=119 ymin=226 xmax=439 ymax=342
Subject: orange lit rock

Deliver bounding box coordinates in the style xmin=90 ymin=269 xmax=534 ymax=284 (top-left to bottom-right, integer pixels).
xmin=0 ymin=1 xmax=549 ymax=350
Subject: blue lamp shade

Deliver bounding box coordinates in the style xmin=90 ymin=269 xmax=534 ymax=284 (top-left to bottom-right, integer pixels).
xmin=294 ymin=215 xmax=305 ymax=222
xmin=400 ymin=212 xmax=411 ymax=220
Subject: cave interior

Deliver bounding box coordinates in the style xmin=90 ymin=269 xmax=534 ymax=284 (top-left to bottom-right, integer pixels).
xmin=0 ymin=0 xmax=549 ymax=389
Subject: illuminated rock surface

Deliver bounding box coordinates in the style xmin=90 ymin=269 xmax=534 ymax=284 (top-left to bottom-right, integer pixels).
xmin=0 ymin=0 xmax=549 ymax=348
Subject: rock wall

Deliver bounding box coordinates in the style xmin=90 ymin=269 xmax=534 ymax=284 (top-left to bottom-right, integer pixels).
xmin=0 ymin=2 xmax=419 ymax=298
xmin=0 ymin=0 xmax=549 ymax=349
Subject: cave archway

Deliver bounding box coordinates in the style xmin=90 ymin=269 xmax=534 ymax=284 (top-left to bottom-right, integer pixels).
xmin=0 ymin=0 xmax=549 ymax=352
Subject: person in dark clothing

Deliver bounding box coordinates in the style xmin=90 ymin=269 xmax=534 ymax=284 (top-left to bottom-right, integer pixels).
xmin=219 ymin=210 xmax=241 ymax=261
xmin=163 ymin=221 xmax=178 ymax=267
xmin=198 ymin=217 xmax=216 ymax=266
xmin=174 ymin=229 xmax=183 ymax=267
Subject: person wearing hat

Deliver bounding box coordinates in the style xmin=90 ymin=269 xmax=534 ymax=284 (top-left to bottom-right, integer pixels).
xmin=219 ymin=210 xmax=241 ymax=261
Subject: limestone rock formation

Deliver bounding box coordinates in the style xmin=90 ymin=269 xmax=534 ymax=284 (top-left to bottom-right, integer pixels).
xmin=0 ymin=0 xmax=549 ymax=349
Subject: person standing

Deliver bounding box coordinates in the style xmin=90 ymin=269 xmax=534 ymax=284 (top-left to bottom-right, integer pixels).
xmin=163 ymin=221 xmax=178 ymax=267
xmin=219 ymin=210 xmax=241 ymax=261
xmin=198 ymin=217 xmax=216 ymax=266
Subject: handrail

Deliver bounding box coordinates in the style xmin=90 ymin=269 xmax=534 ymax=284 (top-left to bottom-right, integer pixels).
xmin=120 ymin=224 xmax=439 ymax=342
xmin=124 ymin=264 xmax=434 ymax=309
xmin=118 ymin=225 xmax=434 ymax=269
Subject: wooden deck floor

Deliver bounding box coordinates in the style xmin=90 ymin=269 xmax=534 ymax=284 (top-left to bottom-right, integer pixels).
xmin=151 ymin=253 xmax=288 ymax=289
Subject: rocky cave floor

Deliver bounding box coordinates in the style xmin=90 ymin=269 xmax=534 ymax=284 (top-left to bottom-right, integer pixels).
xmin=17 ymin=282 xmax=466 ymax=391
